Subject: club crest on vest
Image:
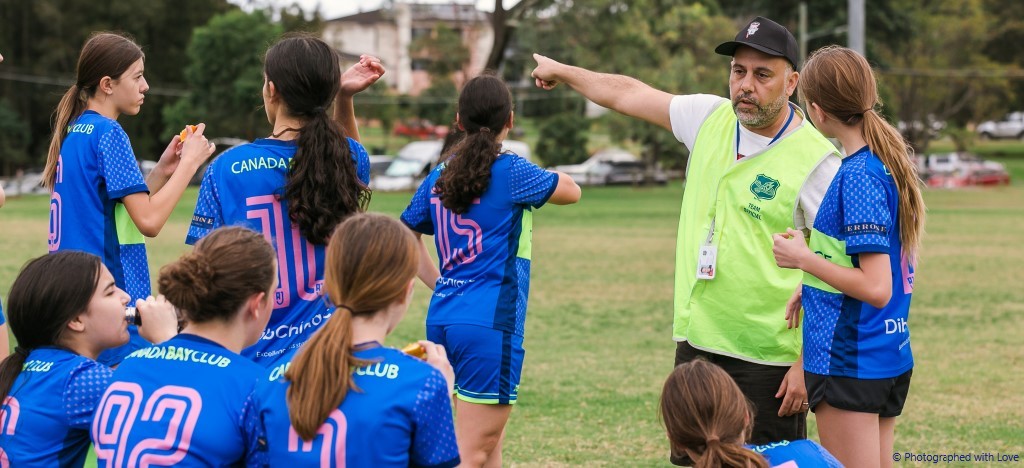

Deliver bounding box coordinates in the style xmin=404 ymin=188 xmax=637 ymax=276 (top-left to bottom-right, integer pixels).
xmin=750 ymin=174 xmax=779 ymax=200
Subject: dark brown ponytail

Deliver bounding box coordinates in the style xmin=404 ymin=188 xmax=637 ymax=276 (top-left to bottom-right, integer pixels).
xmin=265 ymin=34 xmax=370 ymax=244
xmin=435 ymin=74 xmax=512 ymax=214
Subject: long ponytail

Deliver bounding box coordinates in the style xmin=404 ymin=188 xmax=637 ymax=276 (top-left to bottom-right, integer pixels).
xmin=863 ymin=110 xmax=926 ymax=258
xmin=44 ymin=86 xmax=88 ymax=190
xmin=285 ymin=213 xmax=419 ymax=440
xmin=800 ymin=45 xmax=925 ymax=258
xmin=435 ymin=74 xmax=512 ymax=214
xmin=44 ymin=32 xmax=144 ymax=191
xmin=265 ymin=35 xmax=370 ymax=245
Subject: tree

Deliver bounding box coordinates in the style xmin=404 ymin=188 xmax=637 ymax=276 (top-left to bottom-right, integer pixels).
xmin=484 ymin=0 xmax=555 ymax=71
xmin=536 ymin=112 xmax=588 ymax=167
xmin=875 ymin=0 xmax=1012 ymax=152
xmin=410 ymin=23 xmax=470 ymax=79
xmin=523 ymin=1 xmax=735 ymax=168
xmin=0 ymin=99 xmax=30 ymax=174
xmin=163 ymin=10 xmax=282 ymax=141
xmin=0 ymin=0 xmax=235 ymax=170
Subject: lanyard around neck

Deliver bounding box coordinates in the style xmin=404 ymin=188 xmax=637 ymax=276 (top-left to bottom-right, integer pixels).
xmin=736 ymin=103 xmax=795 ymax=157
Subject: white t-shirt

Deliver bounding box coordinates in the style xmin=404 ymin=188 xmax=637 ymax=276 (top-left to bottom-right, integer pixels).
xmin=669 ymin=94 xmax=841 ymax=231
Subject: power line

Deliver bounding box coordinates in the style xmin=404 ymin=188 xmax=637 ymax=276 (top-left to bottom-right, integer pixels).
xmin=0 ymin=72 xmax=189 ymax=97
xmin=877 ymin=68 xmax=1024 ymax=79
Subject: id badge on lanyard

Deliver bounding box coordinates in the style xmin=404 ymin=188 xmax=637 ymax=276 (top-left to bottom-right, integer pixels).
xmin=696 ymin=219 xmax=717 ymax=280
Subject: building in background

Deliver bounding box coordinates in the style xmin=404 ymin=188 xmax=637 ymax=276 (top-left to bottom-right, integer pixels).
xmin=324 ymin=2 xmax=493 ymax=95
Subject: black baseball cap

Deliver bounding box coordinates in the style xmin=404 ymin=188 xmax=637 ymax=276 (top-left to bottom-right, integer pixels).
xmin=715 ymin=16 xmax=800 ymax=69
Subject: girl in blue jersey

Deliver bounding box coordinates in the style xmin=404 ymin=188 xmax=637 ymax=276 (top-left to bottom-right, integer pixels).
xmin=43 ymin=32 xmax=215 ymax=366
xmin=249 ymin=213 xmax=460 ymax=468
xmin=186 ymin=35 xmax=384 ymax=367
xmin=773 ymin=45 xmax=926 ymax=467
xmin=401 ymin=74 xmax=581 ymax=467
xmin=91 ymin=226 xmax=276 ymax=466
xmin=661 ymin=359 xmax=841 ymax=468
xmin=0 ymin=252 xmax=178 ymax=467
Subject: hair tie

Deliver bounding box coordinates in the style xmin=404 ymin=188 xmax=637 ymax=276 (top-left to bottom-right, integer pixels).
xmin=479 ymin=127 xmax=491 ymax=134
xmin=705 ymin=435 xmax=720 ymax=447
xmin=336 ymin=304 xmax=355 ymax=314
xmin=312 ymin=106 xmax=325 ymax=113
xmin=13 ymin=346 xmax=30 ymax=357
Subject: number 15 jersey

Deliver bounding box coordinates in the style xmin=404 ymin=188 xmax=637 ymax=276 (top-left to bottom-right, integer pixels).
xmin=401 ymin=152 xmax=557 ymax=336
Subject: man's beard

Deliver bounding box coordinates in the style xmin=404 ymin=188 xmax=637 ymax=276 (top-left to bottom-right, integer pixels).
xmin=733 ymin=92 xmax=788 ymax=129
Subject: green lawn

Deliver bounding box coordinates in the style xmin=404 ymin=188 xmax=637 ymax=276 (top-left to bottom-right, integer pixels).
xmin=2 ymin=161 xmax=1023 ymax=466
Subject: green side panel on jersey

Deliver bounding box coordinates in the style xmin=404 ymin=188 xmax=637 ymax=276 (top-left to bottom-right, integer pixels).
xmin=115 ymin=203 xmax=146 ymax=245
xmin=517 ymin=209 xmax=533 ymax=260
xmin=803 ymin=228 xmax=852 ymax=294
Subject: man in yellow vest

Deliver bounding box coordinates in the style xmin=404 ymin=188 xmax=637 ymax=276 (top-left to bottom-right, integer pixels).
xmin=531 ymin=16 xmax=841 ymax=460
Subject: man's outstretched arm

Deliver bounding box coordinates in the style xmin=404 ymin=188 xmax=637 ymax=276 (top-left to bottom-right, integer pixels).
xmin=531 ymin=53 xmax=673 ymax=131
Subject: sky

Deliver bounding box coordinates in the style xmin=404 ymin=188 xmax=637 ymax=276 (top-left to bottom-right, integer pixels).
xmin=230 ymin=0 xmax=517 ymax=20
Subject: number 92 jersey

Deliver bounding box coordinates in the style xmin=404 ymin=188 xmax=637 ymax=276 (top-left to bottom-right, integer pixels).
xmin=91 ymin=334 xmax=264 ymax=467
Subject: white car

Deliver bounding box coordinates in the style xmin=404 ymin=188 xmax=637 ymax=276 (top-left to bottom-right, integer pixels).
xmin=371 ymin=139 xmax=534 ymax=192
xmin=976 ymin=112 xmax=1024 ymax=140
xmin=553 ymin=148 xmax=666 ymax=186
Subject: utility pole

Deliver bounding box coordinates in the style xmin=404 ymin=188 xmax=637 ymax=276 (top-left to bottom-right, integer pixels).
xmin=849 ymin=0 xmax=865 ymax=54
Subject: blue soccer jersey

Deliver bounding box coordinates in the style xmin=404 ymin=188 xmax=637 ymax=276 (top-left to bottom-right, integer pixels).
xmin=186 ymin=138 xmax=370 ymax=366
xmin=91 ymin=334 xmax=264 ymax=467
xmin=802 ymin=146 xmax=915 ymax=378
xmin=0 ymin=347 xmax=112 ymax=467
xmin=401 ymin=152 xmax=558 ymax=335
xmin=48 ymin=110 xmax=152 ymax=366
xmin=250 ymin=343 xmax=459 ymax=468
xmin=0 ymin=298 xmax=5 ymax=326
xmin=748 ymin=439 xmax=843 ymax=467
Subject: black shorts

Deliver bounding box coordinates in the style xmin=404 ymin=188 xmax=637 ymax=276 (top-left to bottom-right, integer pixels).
xmin=805 ymin=369 xmax=912 ymax=418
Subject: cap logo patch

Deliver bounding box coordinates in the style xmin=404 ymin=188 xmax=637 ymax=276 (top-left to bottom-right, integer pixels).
xmin=746 ymin=22 xmax=760 ymax=38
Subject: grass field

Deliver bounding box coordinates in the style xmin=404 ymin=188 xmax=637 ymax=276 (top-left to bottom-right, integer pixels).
xmin=1 ymin=159 xmax=1022 ymax=466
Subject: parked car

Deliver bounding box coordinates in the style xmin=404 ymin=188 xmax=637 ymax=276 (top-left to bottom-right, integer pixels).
xmin=368 ymin=155 xmax=394 ymax=178
xmin=371 ymin=140 xmax=445 ymax=191
xmin=553 ymin=148 xmax=667 ymax=186
xmin=393 ymin=120 xmax=449 ymax=139
xmin=1 ymin=172 xmax=48 ymax=196
xmin=897 ymin=118 xmax=946 ymax=139
xmin=976 ymin=112 xmax=1024 ymax=140
xmin=917 ymin=152 xmax=1011 ymax=187
xmin=371 ymin=139 xmax=535 ymax=192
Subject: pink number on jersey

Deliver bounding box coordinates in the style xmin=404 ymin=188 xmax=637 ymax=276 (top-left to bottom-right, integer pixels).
xmin=93 ymin=384 xmax=203 ymax=468
xmin=0 ymin=396 xmax=20 ymax=468
xmin=430 ymin=197 xmax=484 ymax=271
xmin=247 ymin=195 xmax=293 ymax=308
xmin=93 ymin=382 xmax=144 ymax=467
xmin=287 ymin=409 xmax=347 ymax=467
xmin=126 ymin=386 xmax=202 ymax=468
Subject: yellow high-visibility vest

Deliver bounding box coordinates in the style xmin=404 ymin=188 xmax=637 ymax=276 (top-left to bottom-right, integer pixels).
xmin=673 ymin=102 xmax=838 ymax=365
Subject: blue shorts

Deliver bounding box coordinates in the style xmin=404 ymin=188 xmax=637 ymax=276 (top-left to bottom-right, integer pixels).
xmin=427 ymin=324 xmax=524 ymax=405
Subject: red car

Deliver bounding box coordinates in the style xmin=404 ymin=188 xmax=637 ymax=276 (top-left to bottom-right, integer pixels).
xmin=393 ymin=120 xmax=449 ymax=139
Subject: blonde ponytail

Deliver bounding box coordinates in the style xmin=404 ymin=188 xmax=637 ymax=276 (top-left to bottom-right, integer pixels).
xmin=862 ymin=110 xmax=926 ymax=258
xmin=284 ymin=213 xmax=419 ymax=441
xmin=800 ymin=45 xmax=926 ymax=259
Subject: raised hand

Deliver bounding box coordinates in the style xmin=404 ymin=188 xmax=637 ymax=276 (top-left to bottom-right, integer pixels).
xmin=341 ymin=55 xmax=386 ymax=97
